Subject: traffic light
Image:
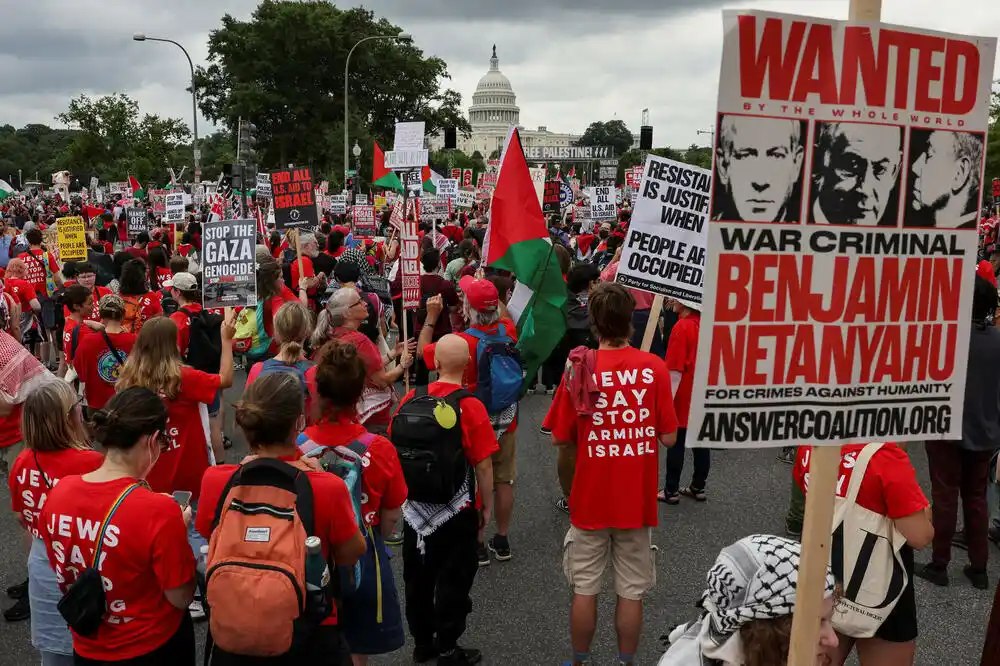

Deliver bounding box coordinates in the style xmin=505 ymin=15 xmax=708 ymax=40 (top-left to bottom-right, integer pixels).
xmin=238 ymin=120 xmax=257 ymax=165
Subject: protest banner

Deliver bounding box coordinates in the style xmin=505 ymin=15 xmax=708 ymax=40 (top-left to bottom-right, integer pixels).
xmin=374 ymin=195 xmax=387 ymax=210
xmin=462 ymin=169 xmax=473 ymax=187
xmin=329 ymin=195 xmax=347 ymax=215
xmin=543 ymin=181 xmax=561 ymax=216
xmin=400 ymin=212 xmax=420 ymax=310
xmin=437 ymin=178 xmax=459 ymax=199
xmin=450 ymin=168 xmax=461 ymax=180
xmin=559 ymin=181 xmax=574 ymax=210
xmin=352 ymin=205 xmax=376 ymax=237
xmin=56 ymin=216 xmax=87 ymax=262
xmin=192 ymin=184 xmax=206 ymax=206
xmin=455 ymin=189 xmax=476 ymax=209
xmin=419 ymin=195 xmax=449 ymax=219
xmin=256 ymin=173 xmax=272 ymax=199
xmin=165 ymin=193 xmax=185 ymax=224
xmin=318 ymin=180 xmax=329 ymax=194
xmin=589 ymin=185 xmax=616 ymax=220
xmin=616 ymin=156 xmax=709 ymax=302
xmin=523 ymin=146 xmax=614 ymax=160
xmin=389 ymin=198 xmax=405 ymax=231
xmin=270 ymin=167 xmax=317 ymax=229
xmin=201 ymin=219 xmax=257 ymax=310
xmin=95 ymin=188 xmax=105 ymax=204
xmin=126 ymin=208 xmax=149 ymax=240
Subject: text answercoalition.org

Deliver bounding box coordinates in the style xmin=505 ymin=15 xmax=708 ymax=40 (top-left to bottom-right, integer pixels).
xmin=698 ymin=404 xmax=952 ymax=443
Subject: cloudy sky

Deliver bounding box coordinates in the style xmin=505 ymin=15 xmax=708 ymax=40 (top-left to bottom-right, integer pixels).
xmin=2 ymin=0 xmax=998 ymax=150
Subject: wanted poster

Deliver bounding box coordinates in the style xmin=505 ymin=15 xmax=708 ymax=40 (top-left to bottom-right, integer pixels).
xmin=689 ymin=10 xmax=996 ymax=448
xmin=202 ymin=219 xmax=257 ymax=310
xmin=270 ymin=168 xmax=318 ymax=229
xmin=126 ymin=208 xmax=149 ymax=240
xmin=352 ymin=205 xmax=376 ymax=238
xmin=165 ymin=193 xmax=185 ymax=224
xmin=256 ymin=173 xmax=272 ymax=199
xmin=616 ymin=156 xmax=709 ymax=302
xmin=589 ymin=185 xmax=617 ymax=220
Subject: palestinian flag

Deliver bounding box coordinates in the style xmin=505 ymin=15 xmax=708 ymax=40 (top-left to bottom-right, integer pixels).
xmin=373 ymin=141 xmax=404 ymax=192
xmin=0 ymin=179 xmax=15 ymax=201
xmin=484 ymin=127 xmax=567 ymax=391
xmin=422 ymin=165 xmax=436 ymax=194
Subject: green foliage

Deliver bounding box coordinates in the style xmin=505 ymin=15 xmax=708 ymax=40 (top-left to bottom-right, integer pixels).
xmin=194 ymin=0 xmax=470 ymax=186
xmin=986 ymin=84 xmax=1000 ymax=205
xmin=56 ymin=93 xmax=189 ymax=185
xmin=575 ymin=120 xmax=635 ymax=157
xmin=168 ymin=131 xmax=237 ymax=182
xmin=616 ymin=145 xmax=713 ymax=183
xmin=428 ymin=149 xmax=484 ymax=185
xmin=0 ymin=124 xmax=76 ymax=186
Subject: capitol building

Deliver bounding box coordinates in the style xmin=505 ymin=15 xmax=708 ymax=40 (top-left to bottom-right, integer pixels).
xmin=427 ymin=47 xmax=637 ymax=158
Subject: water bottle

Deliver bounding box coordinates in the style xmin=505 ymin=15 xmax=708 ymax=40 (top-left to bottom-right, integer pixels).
xmin=196 ymin=544 xmax=210 ymax=579
xmin=304 ymin=536 xmax=331 ymax=616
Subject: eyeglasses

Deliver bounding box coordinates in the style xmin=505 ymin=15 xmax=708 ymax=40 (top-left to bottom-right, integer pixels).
xmin=154 ymin=431 xmax=171 ymax=451
xmin=350 ymin=300 xmax=366 ymax=308
xmin=67 ymin=394 xmax=85 ymax=415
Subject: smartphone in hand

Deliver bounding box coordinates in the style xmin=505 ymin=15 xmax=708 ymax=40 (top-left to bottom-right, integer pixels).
xmin=171 ymin=490 xmax=193 ymax=509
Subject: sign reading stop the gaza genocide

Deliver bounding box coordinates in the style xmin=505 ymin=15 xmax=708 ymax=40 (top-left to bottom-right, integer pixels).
xmin=270 ymin=168 xmax=318 ymax=229
xmin=202 ymin=218 xmax=257 ymax=310
xmin=688 ymin=10 xmax=996 ymax=449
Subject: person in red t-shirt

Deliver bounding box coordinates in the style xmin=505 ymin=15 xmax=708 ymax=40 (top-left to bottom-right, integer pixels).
xmin=74 ymin=294 xmax=137 ymax=411
xmin=60 ymin=284 xmax=99 ymax=378
xmin=289 ymin=232 xmax=326 ymax=306
xmin=660 ymin=298 xmax=705 ymax=505
xmin=3 ymin=259 xmax=43 ymax=346
xmin=391 ymin=334 xmax=497 ymax=665
xmin=39 ymin=387 xmax=197 ymax=663
xmin=419 ymin=276 xmax=519 ymax=564
xmin=125 ymin=231 xmax=150 ymax=262
xmin=197 ymin=372 xmax=365 ymax=664
xmin=7 ymin=380 xmax=103 ymax=637
xmin=22 ymin=228 xmax=63 ymax=367
xmin=119 ymin=259 xmax=163 ymax=335
xmin=794 ymin=443 xmax=932 ymax=664
xmin=63 ymin=261 xmax=113 ymax=323
xmin=303 ymin=340 xmax=407 ymax=662
xmin=117 ymin=314 xmax=235 ymax=503
xmin=545 ymin=283 xmax=678 ymax=666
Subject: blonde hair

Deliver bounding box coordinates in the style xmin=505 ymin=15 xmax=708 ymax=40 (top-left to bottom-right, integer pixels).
xmin=22 ymin=380 xmax=89 ymax=452
xmin=274 ymin=300 xmax=311 ymax=358
xmin=117 ymin=317 xmax=183 ymax=400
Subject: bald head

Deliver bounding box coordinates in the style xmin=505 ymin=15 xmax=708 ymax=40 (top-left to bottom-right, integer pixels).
xmin=435 ymin=334 xmax=470 ymax=375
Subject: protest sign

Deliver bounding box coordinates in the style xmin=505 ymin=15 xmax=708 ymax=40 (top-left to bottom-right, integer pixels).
xmin=543 ymin=181 xmax=561 ymax=216
xmin=389 ymin=198 xmax=405 ymax=231
xmin=394 ymin=121 xmax=426 ymax=150
xmin=109 ymin=182 xmax=127 ymax=196
xmin=355 ymin=193 xmax=369 ymax=206
xmin=318 ymin=181 xmax=329 ymax=194
xmin=352 ymin=205 xmax=377 ymax=237
xmin=330 ymin=195 xmax=348 ymax=215
xmin=688 ymin=9 xmax=996 ymax=450
xmin=126 ymin=208 xmax=149 ymax=240
xmin=437 ymin=178 xmax=459 ymax=199
xmin=462 ymin=169 xmax=473 ymax=188
xmin=192 ymin=184 xmax=206 ymax=206
xmin=599 ymin=159 xmax=619 ymax=184
xmin=150 ymin=189 xmax=169 ymax=214
xmin=95 ymin=188 xmax=105 ymax=204
xmin=374 ymin=195 xmax=387 ymax=210
xmin=202 ymin=219 xmax=257 ymax=310
xmin=420 ymin=196 xmax=449 ymax=218
xmin=456 ymin=189 xmax=476 ymax=209
xmin=400 ymin=213 xmax=420 ymax=309
xmin=256 ymin=173 xmax=272 ymax=199
xmin=589 ymin=186 xmax=616 ymax=220
xmin=523 ymin=146 xmax=613 ymax=160
xmin=559 ymin=181 xmax=574 ymax=209
xmin=616 ymin=155 xmax=709 ymax=302
xmin=450 ymin=168 xmax=461 ymax=180
xmin=89 ymin=177 xmax=98 ymax=193
xmin=529 ymin=167 xmax=546 ymax=208
xmin=270 ymin=168 xmax=318 ymax=229
xmin=56 ymin=216 xmax=87 ymax=262
xmin=165 ymin=193 xmax=185 ymax=224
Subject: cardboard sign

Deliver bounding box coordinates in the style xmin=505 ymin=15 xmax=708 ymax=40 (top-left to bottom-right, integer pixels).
xmin=688 ymin=9 xmax=996 ymax=449
xmin=543 ymin=181 xmax=561 ymax=216
xmin=202 ymin=219 xmax=257 ymax=309
xmin=56 ymin=216 xmax=87 ymax=262
xmin=270 ymin=168 xmax=318 ymax=229
xmin=126 ymin=208 xmax=149 ymax=240
xmin=355 ymin=193 xmax=369 ymax=206
xmin=150 ymin=189 xmax=169 ymax=214
xmin=589 ymin=185 xmax=616 ymax=220
xmin=384 ymin=149 xmax=429 ymax=169
xmin=374 ymin=195 xmax=387 ymax=210
xmin=256 ymin=173 xmax=272 ymax=199
xmin=89 ymin=177 xmax=98 ymax=193
xmin=420 ymin=196 xmax=449 ymax=218
xmin=394 ymin=121 xmax=426 ymax=151
xmin=330 ymin=195 xmax=348 ymax=215
xmin=165 ymin=193 xmax=185 ymax=224
xmin=437 ymin=179 xmax=459 ymax=199
xmin=616 ymin=155 xmax=709 ymax=302
xmin=352 ymin=205 xmax=377 ymax=237
xmin=456 ymin=189 xmax=476 ymax=209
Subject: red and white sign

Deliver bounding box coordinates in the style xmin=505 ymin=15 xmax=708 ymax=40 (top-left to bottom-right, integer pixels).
xmin=400 ymin=205 xmax=420 ymax=310
xmin=463 ymin=169 xmax=473 ymax=188
xmin=993 ymin=177 xmax=1000 ymax=198
xmin=689 ymin=10 xmax=996 ymax=448
xmin=352 ymin=205 xmax=376 ymax=237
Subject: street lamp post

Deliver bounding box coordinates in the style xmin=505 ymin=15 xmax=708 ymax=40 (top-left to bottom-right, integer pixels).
xmin=344 ymin=32 xmax=412 ymax=186
xmin=133 ymin=33 xmax=201 ymax=183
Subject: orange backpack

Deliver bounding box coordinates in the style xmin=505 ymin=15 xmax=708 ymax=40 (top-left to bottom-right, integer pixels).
xmin=121 ymin=296 xmax=142 ymax=334
xmin=205 ymin=458 xmax=326 ymax=657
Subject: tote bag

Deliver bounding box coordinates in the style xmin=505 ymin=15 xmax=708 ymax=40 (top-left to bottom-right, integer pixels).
xmin=830 ymin=442 xmax=909 ymax=638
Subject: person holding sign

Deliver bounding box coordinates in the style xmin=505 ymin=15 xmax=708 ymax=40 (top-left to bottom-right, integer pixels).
xmin=544 ymin=283 xmax=678 ymax=666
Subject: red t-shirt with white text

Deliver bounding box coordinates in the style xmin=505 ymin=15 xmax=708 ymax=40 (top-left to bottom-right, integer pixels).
xmin=40 ymin=476 xmax=195 ymax=660
xmin=545 ymin=347 xmax=678 ymax=530
xmin=63 ymin=285 xmax=112 ymax=323
xmin=664 ymin=312 xmax=700 ymax=427
xmin=145 ymin=367 xmax=221 ymax=499
xmin=63 ymin=319 xmax=92 ymax=365
xmin=8 ymin=448 xmax=104 ymax=538
xmin=4 ymin=278 xmax=37 ymax=311
xmin=23 ymin=249 xmax=59 ymax=297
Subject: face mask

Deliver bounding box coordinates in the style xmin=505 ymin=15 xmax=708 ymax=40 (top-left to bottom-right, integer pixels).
xmin=599 ymin=230 xmax=609 ymax=240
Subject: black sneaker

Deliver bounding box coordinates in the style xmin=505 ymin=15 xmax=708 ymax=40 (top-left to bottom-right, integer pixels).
xmin=915 ymin=562 xmax=949 ymax=587
xmin=477 ymin=542 xmax=490 ymax=567
xmin=964 ymin=565 xmax=989 ymax=590
xmin=953 ymin=529 xmax=968 ymax=550
xmin=539 ymin=425 xmax=552 ymax=436
xmin=990 ymin=525 xmax=1000 ymax=546
xmin=488 ymin=534 xmax=512 ymax=562
xmin=2 ymin=597 xmax=29 ymax=622
xmin=413 ymin=643 xmax=439 ymax=663
xmin=555 ymin=497 xmax=570 ymax=514
xmin=438 ymin=646 xmax=482 ymax=665
xmin=5 ymin=579 xmax=28 ymax=600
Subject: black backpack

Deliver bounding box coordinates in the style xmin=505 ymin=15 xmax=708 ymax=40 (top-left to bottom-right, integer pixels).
xmin=390 ymin=387 xmax=473 ymax=504
xmin=180 ymin=307 xmax=223 ymax=373
xmin=159 ymin=287 xmax=179 ymax=316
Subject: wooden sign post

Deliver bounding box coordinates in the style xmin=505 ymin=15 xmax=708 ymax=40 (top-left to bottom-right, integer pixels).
xmin=640 ymin=295 xmax=664 ymax=353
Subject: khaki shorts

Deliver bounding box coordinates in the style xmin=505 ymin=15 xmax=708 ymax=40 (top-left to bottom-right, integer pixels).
xmin=562 ymin=526 xmax=656 ymax=600
xmin=492 ymin=430 xmax=517 ymax=485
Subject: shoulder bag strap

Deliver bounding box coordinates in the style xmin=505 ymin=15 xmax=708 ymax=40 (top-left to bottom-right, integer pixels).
xmin=33 ymin=452 xmax=52 ymax=490
xmin=843 ymin=443 xmax=884 ymax=507
xmin=100 ymin=330 xmax=125 ymax=366
xmin=91 ymin=483 xmax=141 ymax=568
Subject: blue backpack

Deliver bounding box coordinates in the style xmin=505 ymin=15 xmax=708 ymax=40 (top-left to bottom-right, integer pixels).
xmin=465 ymin=324 xmax=524 ymax=414
xmin=258 ymin=358 xmax=313 ymax=396
xmin=295 ymin=432 xmax=375 ymax=596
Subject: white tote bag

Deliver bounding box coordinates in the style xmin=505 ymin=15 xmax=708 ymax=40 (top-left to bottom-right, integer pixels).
xmin=830 ymin=442 xmax=910 ymax=638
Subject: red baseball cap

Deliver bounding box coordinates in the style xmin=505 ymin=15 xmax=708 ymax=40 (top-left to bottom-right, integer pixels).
xmin=459 ymin=275 xmax=499 ymax=311
xmin=977 ymin=260 xmax=997 ymax=287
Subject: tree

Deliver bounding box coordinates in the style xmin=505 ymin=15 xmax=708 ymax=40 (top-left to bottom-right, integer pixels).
xmin=575 ymin=120 xmax=635 ymax=157
xmin=0 ymin=124 xmax=76 ymax=186
xmin=986 ymin=84 xmax=1000 ymax=206
xmin=168 ymin=131 xmax=237 ymax=182
xmin=56 ymin=93 xmax=189 ymax=185
xmin=194 ymin=0 xmax=471 ymax=186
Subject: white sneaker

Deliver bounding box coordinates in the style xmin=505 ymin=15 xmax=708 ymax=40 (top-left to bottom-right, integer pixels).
xmin=189 ymin=599 xmax=206 ymax=621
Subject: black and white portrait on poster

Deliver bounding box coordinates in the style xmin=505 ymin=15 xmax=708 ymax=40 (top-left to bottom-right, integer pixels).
xmin=202 ymin=219 xmax=257 ymax=310
xmin=905 ymin=129 xmax=985 ymax=229
xmin=711 ymin=115 xmax=806 ymax=223
xmin=808 ymin=122 xmax=903 ymax=226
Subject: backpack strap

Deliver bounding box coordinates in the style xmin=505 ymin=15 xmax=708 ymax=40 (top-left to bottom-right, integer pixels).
xmin=334 ymin=432 xmax=377 ymax=462
xmin=212 ymin=458 xmax=316 ymax=537
xmin=70 ymin=325 xmax=82 ymax=361
xmin=296 ymin=434 xmax=328 ymax=459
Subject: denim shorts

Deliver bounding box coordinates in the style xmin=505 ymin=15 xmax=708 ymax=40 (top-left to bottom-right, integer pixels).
xmin=208 ymin=389 xmax=222 ymax=417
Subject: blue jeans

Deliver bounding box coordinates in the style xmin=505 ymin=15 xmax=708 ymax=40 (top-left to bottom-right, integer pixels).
xmin=188 ymin=501 xmax=208 ymax=560
xmin=630 ymin=308 xmax=664 ymax=357
xmin=28 ymin=539 xmax=73 ymax=657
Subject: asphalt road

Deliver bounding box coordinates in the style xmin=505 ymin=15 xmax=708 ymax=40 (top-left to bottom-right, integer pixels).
xmin=0 ymin=378 xmax=996 ymax=665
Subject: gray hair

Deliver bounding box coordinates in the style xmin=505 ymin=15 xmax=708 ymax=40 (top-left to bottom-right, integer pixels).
xmin=311 ymin=287 xmax=356 ymax=347
xmin=464 ymin=299 xmax=500 ymax=327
